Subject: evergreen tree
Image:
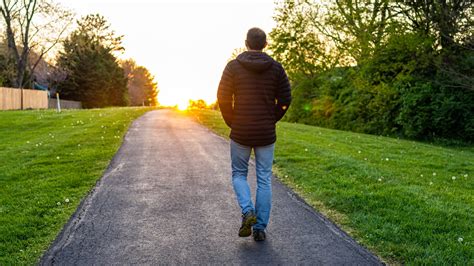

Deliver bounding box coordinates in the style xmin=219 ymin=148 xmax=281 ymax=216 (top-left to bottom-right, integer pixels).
xmin=121 ymin=59 xmax=158 ymax=106
xmin=56 ymin=14 xmax=128 ymax=108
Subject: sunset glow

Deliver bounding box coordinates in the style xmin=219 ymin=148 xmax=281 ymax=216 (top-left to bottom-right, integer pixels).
xmin=176 ymin=98 xmax=190 ymax=111
xmin=56 ymin=0 xmax=276 ymax=107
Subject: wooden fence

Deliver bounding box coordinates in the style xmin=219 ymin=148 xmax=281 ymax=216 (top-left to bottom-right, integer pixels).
xmin=48 ymin=98 xmax=82 ymax=109
xmin=0 ymin=87 xmax=48 ymax=110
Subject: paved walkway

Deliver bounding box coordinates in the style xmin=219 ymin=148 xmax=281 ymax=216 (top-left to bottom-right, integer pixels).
xmin=41 ymin=109 xmax=382 ymax=265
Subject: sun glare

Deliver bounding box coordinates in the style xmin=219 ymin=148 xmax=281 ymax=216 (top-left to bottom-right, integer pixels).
xmin=177 ymin=102 xmax=189 ymax=111
xmin=55 ymin=0 xmax=276 ymax=110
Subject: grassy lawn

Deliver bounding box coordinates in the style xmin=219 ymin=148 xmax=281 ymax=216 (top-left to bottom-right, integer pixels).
xmin=0 ymin=107 xmax=154 ymax=265
xmin=188 ymin=109 xmax=474 ymax=265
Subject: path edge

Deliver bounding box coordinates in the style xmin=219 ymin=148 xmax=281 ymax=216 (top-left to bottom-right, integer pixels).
xmin=193 ymin=119 xmax=385 ymax=265
xmin=38 ymin=111 xmax=151 ymax=265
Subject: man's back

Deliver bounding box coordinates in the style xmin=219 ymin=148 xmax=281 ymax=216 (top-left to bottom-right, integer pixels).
xmin=218 ymin=51 xmax=291 ymax=147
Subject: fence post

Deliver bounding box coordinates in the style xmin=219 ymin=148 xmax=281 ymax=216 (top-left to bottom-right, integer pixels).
xmin=56 ymin=92 xmax=61 ymax=112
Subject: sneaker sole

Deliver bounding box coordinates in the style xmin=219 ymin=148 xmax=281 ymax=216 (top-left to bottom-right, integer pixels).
xmin=238 ymin=216 xmax=257 ymax=237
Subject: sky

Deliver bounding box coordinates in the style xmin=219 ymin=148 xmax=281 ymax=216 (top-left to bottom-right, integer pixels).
xmin=55 ymin=0 xmax=277 ymax=108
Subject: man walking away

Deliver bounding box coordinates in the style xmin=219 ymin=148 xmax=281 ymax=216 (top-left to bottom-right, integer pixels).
xmin=217 ymin=27 xmax=291 ymax=241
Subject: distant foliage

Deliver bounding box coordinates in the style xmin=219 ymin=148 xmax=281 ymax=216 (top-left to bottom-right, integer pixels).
xmin=188 ymin=99 xmax=209 ymax=110
xmin=271 ymin=0 xmax=474 ymax=142
xmin=121 ymin=59 xmax=159 ymax=106
xmin=56 ymin=14 xmax=128 ymax=108
xmin=228 ymin=47 xmax=246 ymax=62
xmin=0 ymin=45 xmax=13 ymax=87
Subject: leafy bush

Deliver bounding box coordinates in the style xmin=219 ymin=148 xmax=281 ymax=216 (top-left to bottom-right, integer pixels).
xmin=283 ymin=32 xmax=474 ymax=142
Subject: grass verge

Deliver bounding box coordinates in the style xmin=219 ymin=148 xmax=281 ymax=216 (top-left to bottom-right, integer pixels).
xmin=188 ymin=109 xmax=473 ymax=265
xmin=0 ymin=107 xmax=154 ymax=265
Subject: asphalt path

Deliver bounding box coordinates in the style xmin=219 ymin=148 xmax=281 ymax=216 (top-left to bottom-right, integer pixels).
xmin=41 ymin=109 xmax=382 ymax=265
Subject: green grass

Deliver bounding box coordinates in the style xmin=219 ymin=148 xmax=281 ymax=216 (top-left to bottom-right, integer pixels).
xmin=188 ymin=109 xmax=474 ymax=265
xmin=0 ymin=107 xmax=154 ymax=265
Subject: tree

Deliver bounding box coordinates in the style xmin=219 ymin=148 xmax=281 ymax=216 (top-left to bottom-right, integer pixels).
xmin=269 ymin=0 xmax=339 ymax=79
xmin=227 ymin=47 xmax=246 ymax=62
xmin=269 ymin=0 xmax=473 ymax=141
xmin=0 ymin=40 xmax=15 ymax=87
xmin=0 ymin=0 xmax=73 ymax=88
xmin=121 ymin=59 xmax=158 ymax=106
xmin=395 ymin=0 xmax=473 ymax=50
xmin=395 ymin=0 xmax=474 ymax=92
xmin=270 ymin=0 xmax=399 ymax=71
xmin=188 ymin=99 xmax=208 ymax=110
xmin=56 ymin=14 xmax=128 ymax=108
xmin=324 ymin=0 xmax=395 ymax=64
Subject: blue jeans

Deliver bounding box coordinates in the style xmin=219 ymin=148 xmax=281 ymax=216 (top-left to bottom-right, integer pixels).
xmin=230 ymin=139 xmax=275 ymax=231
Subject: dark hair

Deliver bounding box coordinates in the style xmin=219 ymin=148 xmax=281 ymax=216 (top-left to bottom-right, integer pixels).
xmin=246 ymin=27 xmax=266 ymax=50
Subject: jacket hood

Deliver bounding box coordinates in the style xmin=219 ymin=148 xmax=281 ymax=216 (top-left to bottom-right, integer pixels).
xmin=236 ymin=51 xmax=273 ymax=73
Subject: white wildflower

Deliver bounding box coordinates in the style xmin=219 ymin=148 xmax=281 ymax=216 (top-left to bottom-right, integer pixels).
xmin=78 ymin=144 xmax=81 ymax=147
xmin=358 ymin=150 xmax=361 ymax=154
xmin=464 ymin=174 xmax=468 ymax=178
xmin=65 ymin=198 xmax=70 ymax=203
xmin=429 ymin=182 xmax=433 ymax=185
xmin=56 ymin=202 xmax=61 ymax=206
xmin=420 ymin=174 xmax=424 ymax=177
xmin=452 ymin=176 xmax=456 ymax=180
xmin=378 ymin=178 xmax=382 ymax=182
xmin=458 ymin=237 xmax=463 ymax=243
xmin=433 ymin=172 xmax=437 ymax=176
xmin=27 ymin=141 xmax=30 ymax=144
xmin=56 ymin=156 xmax=60 ymax=160
xmin=304 ymin=148 xmax=308 ymax=152
xmin=385 ymin=158 xmax=389 ymax=161
xmin=364 ymin=158 xmax=367 ymax=161
xmin=101 ymin=136 xmax=104 ymax=140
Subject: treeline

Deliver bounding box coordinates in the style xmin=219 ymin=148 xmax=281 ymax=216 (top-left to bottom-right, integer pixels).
xmin=0 ymin=1 xmax=158 ymax=108
xmin=56 ymin=14 xmax=158 ymax=108
xmin=188 ymin=99 xmax=218 ymax=110
xmin=269 ymin=0 xmax=473 ymax=142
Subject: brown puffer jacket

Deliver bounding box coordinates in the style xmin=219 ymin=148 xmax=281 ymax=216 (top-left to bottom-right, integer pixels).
xmin=217 ymin=51 xmax=291 ymax=147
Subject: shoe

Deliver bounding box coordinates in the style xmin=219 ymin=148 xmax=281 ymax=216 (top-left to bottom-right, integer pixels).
xmin=253 ymin=229 xmax=266 ymax=241
xmin=238 ymin=210 xmax=257 ymax=237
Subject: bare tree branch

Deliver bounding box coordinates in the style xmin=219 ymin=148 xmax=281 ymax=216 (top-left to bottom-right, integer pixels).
xmin=0 ymin=0 xmax=73 ymax=88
